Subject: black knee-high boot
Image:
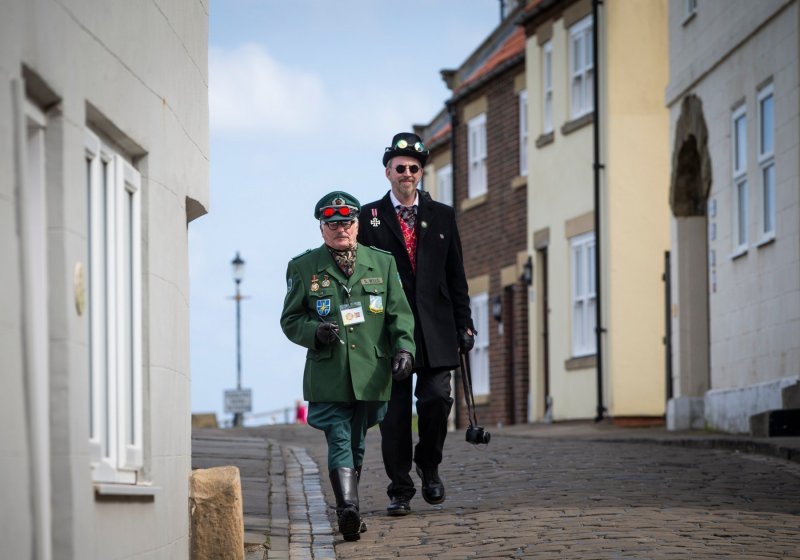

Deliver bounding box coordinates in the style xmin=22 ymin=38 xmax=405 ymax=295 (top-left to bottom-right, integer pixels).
xmin=354 ymin=465 xmax=367 ymax=533
xmin=329 ymin=467 xmax=360 ymax=541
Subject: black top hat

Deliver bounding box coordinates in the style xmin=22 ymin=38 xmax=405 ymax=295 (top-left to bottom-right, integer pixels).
xmin=382 ymin=132 xmax=429 ymax=168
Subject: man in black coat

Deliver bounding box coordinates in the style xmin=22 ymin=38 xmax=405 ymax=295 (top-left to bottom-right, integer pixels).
xmin=358 ymin=132 xmax=475 ymax=516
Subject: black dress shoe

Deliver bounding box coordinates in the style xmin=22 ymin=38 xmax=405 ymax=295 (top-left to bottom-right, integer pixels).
xmin=386 ymin=496 xmax=411 ymax=516
xmin=416 ymin=465 xmax=445 ymax=505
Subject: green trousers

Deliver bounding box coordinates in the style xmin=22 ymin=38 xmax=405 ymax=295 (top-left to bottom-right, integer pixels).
xmin=308 ymin=401 xmax=387 ymax=471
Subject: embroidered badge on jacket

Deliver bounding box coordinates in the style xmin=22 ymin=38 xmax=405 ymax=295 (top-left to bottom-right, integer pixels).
xmin=316 ymin=299 xmax=331 ymax=317
xmin=369 ymin=295 xmax=384 ymax=314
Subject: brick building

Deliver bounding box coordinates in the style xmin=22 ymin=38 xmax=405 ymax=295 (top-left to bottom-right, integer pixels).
xmin=422 ymin=8 xmax=531 ymax=429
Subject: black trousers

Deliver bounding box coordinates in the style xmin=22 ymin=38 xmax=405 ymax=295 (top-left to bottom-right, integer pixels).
xmin=379 ymin=367 xmax=454 ymax=500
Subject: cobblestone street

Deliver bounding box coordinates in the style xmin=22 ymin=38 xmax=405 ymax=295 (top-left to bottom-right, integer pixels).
xmin=194 ymin=423 xmax=800 ymax=559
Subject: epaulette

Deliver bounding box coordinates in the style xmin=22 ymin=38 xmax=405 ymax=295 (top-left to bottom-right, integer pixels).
xmin=369 ymin=246 xmax=392 ymax=255
xmin=291 ymin=249 xmax=313 ymax=260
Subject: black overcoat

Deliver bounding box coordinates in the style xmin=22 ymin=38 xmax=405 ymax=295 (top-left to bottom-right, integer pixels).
xmin=358 ymin=190 xmax=473 ymax=370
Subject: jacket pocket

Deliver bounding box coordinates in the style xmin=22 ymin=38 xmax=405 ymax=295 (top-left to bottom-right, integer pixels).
xmin=361 ymin=283 xmax=386 ymax=296
xmin=439 ymin=283 xmax=451 ymax=302
xmin=308 ymin=346 xmax=333 ymax=361
xmin=374 ymin=345 xmax=387 ymax=359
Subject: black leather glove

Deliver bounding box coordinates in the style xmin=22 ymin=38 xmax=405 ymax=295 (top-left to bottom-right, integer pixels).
xmin=391 ymin=349 xmax=413 ymax=381
xmin=315 ymin=322 xmax=340 ymax=345
xmin=458 ymin=327 xmax=475 ymax=353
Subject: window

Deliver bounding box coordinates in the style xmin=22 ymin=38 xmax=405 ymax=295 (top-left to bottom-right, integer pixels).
xmin=436 ymin=163 xmax=453 ymax=207
xmin=732 ymin=106 xmax=748 ymax=253
xmin=519 ymin=89 xmax=528 ymax=176
xmin=542 ymin=41 xmax=553 ymax=133
xmin=569 ymin=16 xmax=594 ymax=119
xmin=467 ymin=113 xmax=487 ymax=198
xmin=684 ymin=0 xmax=698 ymax=22
xmin=571 ymin=232 xmax=596 ymax=357
xmin=85 ymin=129 xmax=143 ymax=484
xmin=757 ymin=85 xmax=775 ymax=241
xmin=470 ymin=292 xmax=490 ymax=395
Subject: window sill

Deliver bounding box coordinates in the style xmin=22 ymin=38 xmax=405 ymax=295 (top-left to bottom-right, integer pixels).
xmin=730 ymin=247 xmax=748 ymax=261
xmin=535 ymin=131 xmax=554 ymax=148
xmin=460 ymin=193 xmax=488 ymax=212
xmin=682 ymin=12 xmax=696 ymax=26
xmin=565 ymin=354 xmax=596 ymax=370
xmin=473 ymin=393 xmax=490 ymax=405
xmin=95 ymin=483 xmax=160 ymax=501
xmin=561 ymin=112 xmax=594 ymax=136
xmin=510 ymin=175 xmax=527 ymax=190
xmin=756 ymin=234 xmax=776 ymax=249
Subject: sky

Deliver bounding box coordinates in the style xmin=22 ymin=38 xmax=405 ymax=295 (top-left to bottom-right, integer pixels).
xmin=189 ymin=0 xmax=501 ymax=424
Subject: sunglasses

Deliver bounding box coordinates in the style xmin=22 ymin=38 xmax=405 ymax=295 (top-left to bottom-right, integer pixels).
xmin=323 ymin=220 xmax=355 ymax=231
xmin=394 ymin=164 xmax=420 ymax=174
xmin=320 ymin=205 xmax=357 ymax=219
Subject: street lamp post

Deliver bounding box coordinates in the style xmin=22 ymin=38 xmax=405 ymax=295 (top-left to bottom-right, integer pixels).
xmin=231 ymin=252 xmax=245 ymax=427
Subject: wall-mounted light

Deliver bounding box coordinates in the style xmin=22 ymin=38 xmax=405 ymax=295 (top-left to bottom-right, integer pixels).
xmin=491 ymin=295 xmax=503 ymax=323
xmin=520 ymin=255 xmax=533 ymax=286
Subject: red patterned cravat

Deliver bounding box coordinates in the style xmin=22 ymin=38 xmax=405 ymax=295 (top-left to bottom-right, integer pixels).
xmin=396 ymin=206 xmax=417 ymax=273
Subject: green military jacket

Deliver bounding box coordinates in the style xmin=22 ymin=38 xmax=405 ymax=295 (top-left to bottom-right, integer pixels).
xmin=280 ymin=243 xmax=415 ymax=402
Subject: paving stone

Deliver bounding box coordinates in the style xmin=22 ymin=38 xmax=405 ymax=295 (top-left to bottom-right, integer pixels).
xmin=196 ymin=423 xmax=800 ymax=559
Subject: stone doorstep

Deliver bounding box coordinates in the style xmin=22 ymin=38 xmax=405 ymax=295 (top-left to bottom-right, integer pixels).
xmin=750 ymin=408 xmax=800 ymax=437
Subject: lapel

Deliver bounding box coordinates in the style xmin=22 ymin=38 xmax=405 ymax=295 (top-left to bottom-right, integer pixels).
xmin=380 ymin=193 xmax=404 ymax=245
xmin=417 ymin=189 xmax=430 ymax=243
xmin=349 ymin=243 xmax=373 ymax=287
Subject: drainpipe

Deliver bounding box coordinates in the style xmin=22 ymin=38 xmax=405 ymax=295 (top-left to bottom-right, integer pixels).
xmin=592 ymin=0 xmax=607 ymax=422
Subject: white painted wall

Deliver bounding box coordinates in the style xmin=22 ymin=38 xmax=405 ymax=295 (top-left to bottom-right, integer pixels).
xmin=1 ymin=0 xmax=208 ymax=557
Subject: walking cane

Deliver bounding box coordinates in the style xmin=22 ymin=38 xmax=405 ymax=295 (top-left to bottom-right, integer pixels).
xmin=459 ymin=350 xmax=491 ymax=445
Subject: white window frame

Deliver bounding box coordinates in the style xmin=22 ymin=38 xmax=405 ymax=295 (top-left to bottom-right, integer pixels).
xmin=757 ymin=84 xmax=775 ymax=243
xmin=467 ymin=112 xmax=487 ymax=198
xmin=85 ymin=128 xmax=143 ymax=484
xmin=571 ymin=232 xmax=596 ymax=357
xmin=470 ymin=292 xmax=490 ymax=396
xmin=542 ymin=41 xmax=553 ymax=134
xmin=569 ymin=15 xmax=594 ymax=119
xmin=23 ymin=97 xmax=55 ymax=560
xmin=731 ymin=105 xmax=748 ymax=255
xmin=436 ymin=163 xmax=453 ymax=207
xmin=683 ymin=0 xmax=698 ymax=23
xmin=518 ymin=89 xmax=528 ymax=176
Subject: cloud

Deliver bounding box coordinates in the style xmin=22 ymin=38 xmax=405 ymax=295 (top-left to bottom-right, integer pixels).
xmin=209 ymin=44 xmax=327 ymax=134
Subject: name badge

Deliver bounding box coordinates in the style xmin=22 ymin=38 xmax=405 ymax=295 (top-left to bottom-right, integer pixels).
xmin=340 ymin=302 xmax=365 ymax=326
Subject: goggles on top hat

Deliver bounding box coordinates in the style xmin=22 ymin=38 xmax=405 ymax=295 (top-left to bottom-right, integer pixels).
xmin=382 ymin=132 xmax=430 ymax=168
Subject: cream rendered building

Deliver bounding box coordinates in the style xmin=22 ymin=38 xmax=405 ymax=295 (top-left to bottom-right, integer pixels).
xmin=1 ymin=1 xmax=208 ymax=558
xmin=521 ymin=0 xmax=670 ymax=422
xmin=666 ymin=0 xmax=799 ymax=433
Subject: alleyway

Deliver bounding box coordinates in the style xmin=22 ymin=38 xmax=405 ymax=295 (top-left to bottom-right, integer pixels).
xmin=193 ymin=423 xmax=800 ymax=559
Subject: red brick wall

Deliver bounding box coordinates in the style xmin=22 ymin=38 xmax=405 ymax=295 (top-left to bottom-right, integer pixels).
xmin=452 ymin=61 xmax=530 ymax=430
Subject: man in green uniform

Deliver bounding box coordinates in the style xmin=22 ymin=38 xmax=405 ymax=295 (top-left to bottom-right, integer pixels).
xmin=280 ymin=191 xmax=416 ymax=542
